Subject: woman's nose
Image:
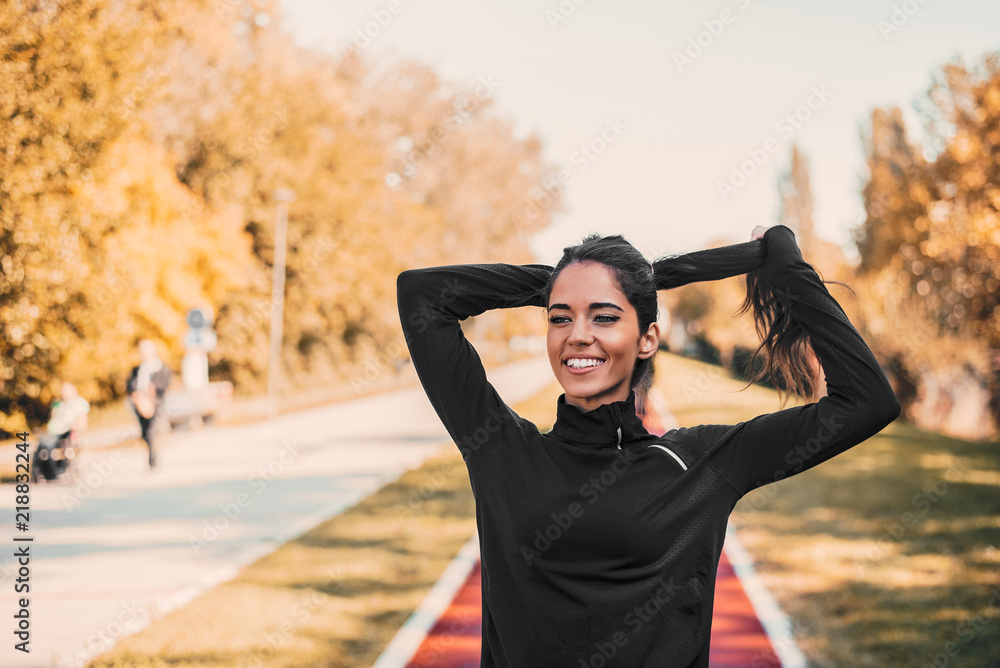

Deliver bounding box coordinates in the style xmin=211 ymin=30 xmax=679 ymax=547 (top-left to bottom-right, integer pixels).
xmin=567 ymin=317 xmax=593 ymax=344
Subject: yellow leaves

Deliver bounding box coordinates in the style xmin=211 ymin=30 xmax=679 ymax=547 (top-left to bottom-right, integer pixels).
xmin=960 ymin=166 xmax=988 ymax=190
xmin=987 ymin=186 xmax=1000 ymax=211
xmin=1 ymin=0 xmax=558 ymax=434
xmin=927 ymin=200 xmax=951 ymax=224
xmin=93 ymin=133 xmax=255 ymax=331
xmin=951 ymin=132 xmax=979 ymax=164
xmin=908 ymin=181 xmax=933 ymax=205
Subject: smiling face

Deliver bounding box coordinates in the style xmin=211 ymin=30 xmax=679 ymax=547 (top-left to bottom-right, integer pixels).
xmin=546 ymin=261 xmax=659 ymax=412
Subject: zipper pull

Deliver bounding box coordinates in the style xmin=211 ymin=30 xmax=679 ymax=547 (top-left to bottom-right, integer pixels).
xmin=610 ymin=402 xmax=623 ymax=448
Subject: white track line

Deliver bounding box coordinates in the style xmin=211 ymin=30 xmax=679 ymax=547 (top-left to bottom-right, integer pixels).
xmin=371 ymin=530 xmax=481 ymax=668
xmin=651 ymin=384 xmax=806 ymax=664
xmin=723 ymin=521 xmax=809 ymax=667
xmin=373 ymin=525 xmax=809 ymax=668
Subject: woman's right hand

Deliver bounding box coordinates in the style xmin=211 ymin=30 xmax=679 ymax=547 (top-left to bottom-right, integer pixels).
xmin=750 ymin=225 xmax=768 ymax=241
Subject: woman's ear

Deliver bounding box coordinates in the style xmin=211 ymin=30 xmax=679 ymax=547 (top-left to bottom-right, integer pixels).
xmin=638 ymin=322 xmax=660 ymax=359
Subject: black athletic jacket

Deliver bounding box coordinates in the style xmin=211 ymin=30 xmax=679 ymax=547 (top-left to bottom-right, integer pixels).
xmin=395 ymin=224 xmax=901 ymax=667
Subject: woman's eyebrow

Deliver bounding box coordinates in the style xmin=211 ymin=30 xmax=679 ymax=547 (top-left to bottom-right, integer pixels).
xmin=547 ymin=302 xmax=624 ymax=312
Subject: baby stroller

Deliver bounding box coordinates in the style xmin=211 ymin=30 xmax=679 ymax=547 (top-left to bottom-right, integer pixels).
xmin=31 ymin=430 xmax=79 ymax=483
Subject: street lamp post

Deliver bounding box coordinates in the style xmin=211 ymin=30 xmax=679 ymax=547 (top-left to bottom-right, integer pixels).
xmin=267 ymin=187 xmax=295 ymax=417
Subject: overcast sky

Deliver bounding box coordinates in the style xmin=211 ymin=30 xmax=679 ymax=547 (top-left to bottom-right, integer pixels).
xmin=277 ymin=0 xmax=999 ymax=264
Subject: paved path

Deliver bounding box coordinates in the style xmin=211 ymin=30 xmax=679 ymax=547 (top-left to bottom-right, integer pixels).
xmin=398 ymin=387 xmax=788 ymax=667
xmin=399 ymin=550 xmax=782 ymax=668
xmin=0 ymin=356 xmax=555 ymax=668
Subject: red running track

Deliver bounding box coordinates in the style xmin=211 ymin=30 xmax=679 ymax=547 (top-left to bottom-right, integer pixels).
xmin=405 ymin=396 xmax=782 ymax=668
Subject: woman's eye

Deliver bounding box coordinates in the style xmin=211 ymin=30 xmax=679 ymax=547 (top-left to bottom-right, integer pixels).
xmin=548 ymin=315 xmax=619 ymax=324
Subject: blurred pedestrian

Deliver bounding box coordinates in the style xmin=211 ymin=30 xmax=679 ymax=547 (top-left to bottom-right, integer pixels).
xmin=33 ymin=381 xmax=90 ymax=481
xmin=47 ymin=381 xmax=90 ymax=442
xmin=126 ymin=339 xmax=172 ymax=469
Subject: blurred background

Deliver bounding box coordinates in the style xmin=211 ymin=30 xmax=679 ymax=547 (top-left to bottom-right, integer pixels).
xmin=1 ymin=1 xmax=999 ymax=667
xmin=3 ymin=0 xmax=999 ymax=440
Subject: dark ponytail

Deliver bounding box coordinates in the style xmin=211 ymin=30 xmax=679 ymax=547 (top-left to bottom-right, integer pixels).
xmin=543 ymin=232 xmax=827 ymax=413
xmin=653 ymin=237 xmax=828 ymax=408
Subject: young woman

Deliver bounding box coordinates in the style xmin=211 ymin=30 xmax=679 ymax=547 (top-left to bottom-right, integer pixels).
xmin=395 ymin=224 xmax=901 ymax=667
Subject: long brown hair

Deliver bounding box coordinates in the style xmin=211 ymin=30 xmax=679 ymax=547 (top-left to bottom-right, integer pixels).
xmin=652 ymin=236 xmax=840 ymax=408
xmin=540 ymin=232 xmax=835 ymax=411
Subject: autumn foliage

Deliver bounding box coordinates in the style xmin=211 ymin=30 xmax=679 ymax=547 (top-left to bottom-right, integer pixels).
xmin=855 ymin=51 xmax=1000 ymax=438
xmin=0 ymin=0 xmax=561 ymax=436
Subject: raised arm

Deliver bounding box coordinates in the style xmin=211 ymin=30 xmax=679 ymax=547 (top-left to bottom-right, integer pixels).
xmin=676 ymin=224 xmax=901 ymax=498
xmin=396 ymin=263 xmax=553 ymax=454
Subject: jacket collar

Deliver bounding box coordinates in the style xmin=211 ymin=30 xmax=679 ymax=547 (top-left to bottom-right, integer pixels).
xmin=547 ymin=388 xmax=650 ymax=449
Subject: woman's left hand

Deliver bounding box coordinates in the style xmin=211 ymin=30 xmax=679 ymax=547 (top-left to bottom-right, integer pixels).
xmin=750 ymin=225 xmax=768 ymax=241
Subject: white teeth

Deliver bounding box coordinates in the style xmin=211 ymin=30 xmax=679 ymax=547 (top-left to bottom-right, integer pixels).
xmin=566 ymin=358 xmax=605 ymax=369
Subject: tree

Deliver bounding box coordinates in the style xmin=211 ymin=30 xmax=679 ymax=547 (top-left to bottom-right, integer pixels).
xmin=1 ymin=0 xmax=562 ymax=435
xmin=777 ymin=143 xmax=816 ymax=261
xmin=0 ymin=0 xmax=187 ymax=432
xmin=855 ymin=50 xmax=1000 ymax=436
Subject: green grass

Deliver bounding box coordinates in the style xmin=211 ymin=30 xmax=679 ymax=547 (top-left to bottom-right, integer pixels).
xmin=84 ymin=351 xmax=1000 ymax=666
xmin=655 ymin=352 xmax=1000 ymax=667
xmin=85 ymin=378 xmax=562 ymax=668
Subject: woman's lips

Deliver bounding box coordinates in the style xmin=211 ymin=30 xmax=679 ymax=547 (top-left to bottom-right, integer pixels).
xmin=563 ymin=359 xmax=606 ymax=374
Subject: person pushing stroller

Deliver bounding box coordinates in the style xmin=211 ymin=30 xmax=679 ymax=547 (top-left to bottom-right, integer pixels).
xmin=32 ymin=381 xmax=89 ymax=482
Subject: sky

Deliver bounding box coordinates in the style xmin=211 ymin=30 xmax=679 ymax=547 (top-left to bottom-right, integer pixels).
xmin=276 ymin=0 xmax=1000 ymax=265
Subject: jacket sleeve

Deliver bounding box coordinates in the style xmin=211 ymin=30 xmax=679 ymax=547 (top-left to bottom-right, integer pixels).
xmin=676 ymin=224 xmax=902 ymax=499
xmin=396 ymin=263 xmax=553 ymax=451
xmin=154 ymin=367 xmax=172 ymax=395
xmin=125 ymin=368 xmax=138 ymax=395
